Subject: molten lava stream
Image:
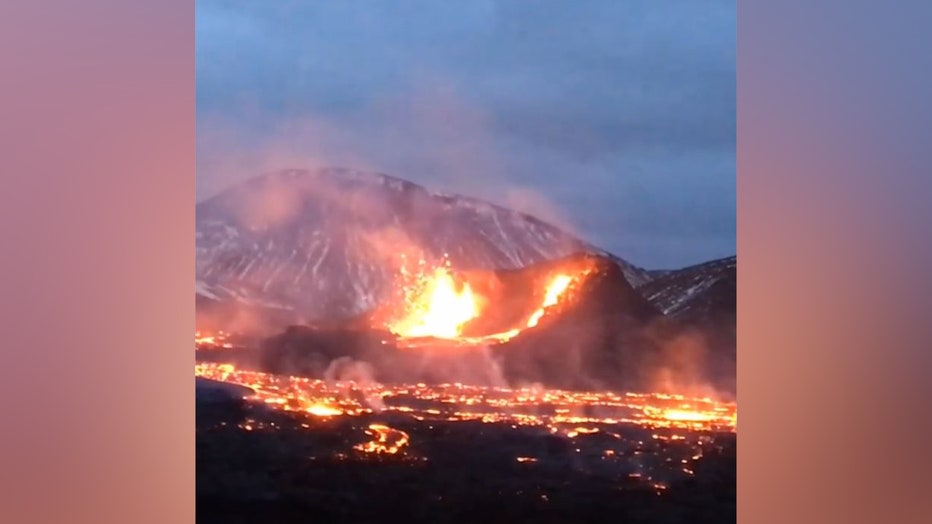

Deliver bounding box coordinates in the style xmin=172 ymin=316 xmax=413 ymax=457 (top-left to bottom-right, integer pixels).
xmin=390 ymin=267 xmax=479 ymax=339
xmin=194 ymin=363 xmax=737 ymax=434
xmin=386 ymin=262 xmax=584 ymax=345
xmin=354 ymin=424 xmax=410 ymax=455
xmin=526 ymin=274 xmax=574 ymax=327
xmin=195 ymin=330 xmax=234 ymax=349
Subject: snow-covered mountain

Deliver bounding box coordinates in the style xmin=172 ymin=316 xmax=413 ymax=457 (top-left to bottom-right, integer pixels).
xmin=637 ymin=256 xmax=736 ymax=321
xmin=196 ymin=168 xmax=652 ymax=321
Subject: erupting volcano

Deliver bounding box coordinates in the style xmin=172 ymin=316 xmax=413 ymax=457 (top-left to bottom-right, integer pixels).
xmin=195 ymin=169 xmax=734 ymax=393
xmin=198 ymin=252 xmax=677 ymax=392
xmin=194 ymin=0 xmax=737 ymax=519
xmin=388 ymin=264 xmax=481 ymax=340
xmin=194 ymin=169 xmax=737 ymax=523
xmin=381 ymin=254 xmax=594 ymax=346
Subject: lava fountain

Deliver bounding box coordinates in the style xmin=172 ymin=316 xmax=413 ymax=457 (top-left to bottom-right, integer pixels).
xmin=388 ymin=267 xmax=480 ymax=339
xmin=383 ymin=256 xmax=591 ymax=346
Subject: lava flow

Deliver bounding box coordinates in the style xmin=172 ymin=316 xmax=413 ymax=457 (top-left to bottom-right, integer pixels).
xmin=384 ymin=256 xmax=592 ymax=345
xmin=195 ymin=362 xmax=737 ymax=434
xmin=195 ymin=330 xmax=234 ymax=349
xmin=354 ymin=424 xmax=411 ymax=455
xmin=388 ymin=266 xmax=480 ymax=339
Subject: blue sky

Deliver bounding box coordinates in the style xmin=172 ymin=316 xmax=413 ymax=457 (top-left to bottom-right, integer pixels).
xmin=196 ymin=0 xmax=735 ymax=269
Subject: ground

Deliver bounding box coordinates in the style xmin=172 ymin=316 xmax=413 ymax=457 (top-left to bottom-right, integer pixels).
xmin=196 ymin=399 xmax=736 ymax=524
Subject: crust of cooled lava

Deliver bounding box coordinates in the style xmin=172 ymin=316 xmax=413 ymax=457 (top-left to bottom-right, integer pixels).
xmin=196 ymin=401 xmax=737 ymax=524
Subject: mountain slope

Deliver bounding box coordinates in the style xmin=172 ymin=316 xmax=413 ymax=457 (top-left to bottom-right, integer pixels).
xmin=196 ymin=168 xmax=651 ymax=321
xmin=637 ymin=256 xmax=736 ymax=322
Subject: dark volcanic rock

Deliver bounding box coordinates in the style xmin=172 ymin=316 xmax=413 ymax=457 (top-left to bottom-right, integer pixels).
xmin=491 ymin=253 xmax=662 ymax=390
xmin=466 ymin=252 xmax=658 ymax=334
xmin=196 ymin=378 xmax=253 ymax=426
xmin=258 ymin=324 xmax=392 ymax=377
xmin=196 ymin=377 xmax=253 ymax=404
xmin=196 ymin=404 xmax=737 ymax=524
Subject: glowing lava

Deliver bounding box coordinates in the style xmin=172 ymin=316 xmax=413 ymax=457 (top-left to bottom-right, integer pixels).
xmin=660 ymin=409 xmax=716 ymax=422
xmin=389 ymin=267 xmax=479 ymax=339
xmin=354 ymin=424 xmax=410 ymax=455
xmin=527 ymin=274 xmax=574 ymax=328
xmin=195 ymin=363 xmax=737 ymax=433
xmin=387 ymin=259 xmax=585 ymax=344
xmin=195 ymin=330 xmax=234 ymax=349
xmin=306 ymin=403 xmax=344 ymax=417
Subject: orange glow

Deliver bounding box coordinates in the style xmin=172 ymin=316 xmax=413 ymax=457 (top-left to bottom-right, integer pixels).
xmin=660 ymin=409 xmax=715 ymax=422
xmin=195 ymin=332 xmax=216 ymax=345
xmin=387 ymin=261 xmax=584 ymax=345
xmin=195 ymin=330 xmax=234 ymax=349
xmin=526 ymin=274 xmax=574 ymax=328
xmin=566 ymin=426 xmax=600 ymax=438
xmin=390 ymin=267 xmax=479 ymax=339
xmin=354 ymin=424 xmax=410 ymax=455
xmin=306 ymin=403 xmax=343 ymax=417
xmin=195 ymin=362 xmax=737 ymax=433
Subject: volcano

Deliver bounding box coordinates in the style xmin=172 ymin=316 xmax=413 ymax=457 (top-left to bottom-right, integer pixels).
xmin=243 ymin=252 xmax=664 ymax=391
xmin=195 ymin=168 xmax=736 ymax=393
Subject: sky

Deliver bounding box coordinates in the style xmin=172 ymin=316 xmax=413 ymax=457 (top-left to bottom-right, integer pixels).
xmin=196 ymin=0 xmax=735 ymax=269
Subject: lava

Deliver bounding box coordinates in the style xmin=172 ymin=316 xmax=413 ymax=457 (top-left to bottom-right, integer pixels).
xmin=527 ymin=274 xmax=573 ymax=328
xmin=566 ymin=427 xmax=600 ymax=438
xmin=354 ymin=424 xmax=410 ymax=455
xmin=195 ymin=330 xmax=234 ymax=350
xmin=197 ymin=362 xmax=736 ymax=492
xmin=385 ymin=256 xmax=590 ymax=345
xmin=389 ymin=267 xmax=479 ymax=339
xmin=195 ymin=363 xmax=737 ymax=433
xmin=306 ymin=403 xmax=344 ymax=417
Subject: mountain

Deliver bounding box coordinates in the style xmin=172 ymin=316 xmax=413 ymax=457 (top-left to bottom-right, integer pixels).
xmin=637 ymin=256 xmax=736 ymax=323
xmin=196 ymin=168 xmax=652 ymax=323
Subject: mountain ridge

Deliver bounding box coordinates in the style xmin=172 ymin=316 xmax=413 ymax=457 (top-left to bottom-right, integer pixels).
xmin=638 ymin=255 xmax=736 ymax=320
